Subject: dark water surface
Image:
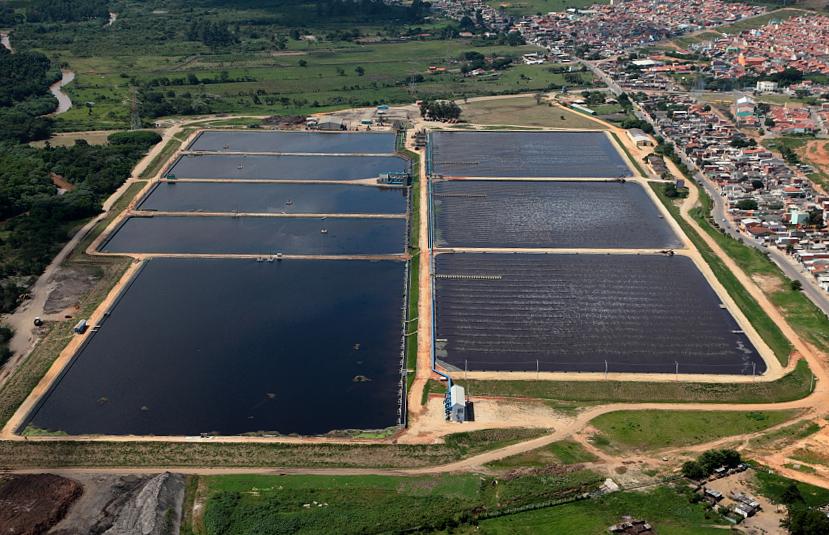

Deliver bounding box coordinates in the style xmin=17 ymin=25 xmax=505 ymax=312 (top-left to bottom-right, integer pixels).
xmin=100 ymin=216 xmax=406 ymax=255
xmin=25 ymin=259 xmax=406 ymax=435
xmin=137 ymin=182 xmax=407 ymax=214
xmin=432 ymin=180 xmax=681 ymax=249
xmin=167 ymin=154 xmax=408 ymax=181
xmin=189 ymin=130 xmax=397 ymax=154
xmin=430 ymin=131 xmax=631 ymax=178
xmin=434 ymin=253 xmax=764 ymax=375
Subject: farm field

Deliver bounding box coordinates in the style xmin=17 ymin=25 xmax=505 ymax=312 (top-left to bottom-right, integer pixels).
xmin=7 ymin=0 xmax=596 ymax=132
xmin=461 ymin=96 xmax=608 ymax=129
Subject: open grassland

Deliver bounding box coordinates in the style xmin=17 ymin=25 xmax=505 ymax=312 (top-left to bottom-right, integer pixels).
xmin=10 ymin=0 xmax=595 ymax=132
xmin=588 ymin=410 xmax=799 ymax=453
xmin=473 ymin=486 xmax=729 ymax=534
xmin=197 ymin=469 xmax=602 ymax=534
xmin=748 ymin=419 xmax=821 ymax=450
xmin=461 ymin=96 xmax=605 ymax=129
xmin=683 ymin=184 xmax=829 ymax=355
xmin=487 ymin=440 xmax=599 ymax=469
xmin=0 ymin=428 xmax=549 ymax=469
xmin=459 ymin=359 xmax=813 ymax=404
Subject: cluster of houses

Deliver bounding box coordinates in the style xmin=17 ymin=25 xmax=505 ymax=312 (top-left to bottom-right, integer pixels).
xmin=430 ymin=0 xmax=510 ymax=29
xmin=513 ymin=0 xmax=763 ymax=58
xmin=638 ymin=94 xmax=829 ymax=293
xmin=731 ymin=97 xmax=827 ymax=136
xmin=689 ymin=15 xmax=829 ymax=79
xmin=702 ymin=488 xmax=762 ymax=520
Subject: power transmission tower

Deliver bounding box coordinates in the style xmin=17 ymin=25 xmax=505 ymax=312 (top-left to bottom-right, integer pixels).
xmin=130 ymin=86 xmax=142 ymax=130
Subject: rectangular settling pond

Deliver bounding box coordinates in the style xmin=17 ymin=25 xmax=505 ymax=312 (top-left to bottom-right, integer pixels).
xmin=100 ymin=216 xmax=405 ymax=255
xmin=137 ymin=182 xmax=407 ymax=215
xmin=432 ymin=180 xmax=681 ymax=249
xmin=189 ymin=130 xmax=397 ymax=154
xmin=434 ymin=253 xmax=765 ymax=375
xmin=24 ymin=258 xmax=406 ymax=436
xmin=166 ymin=154 xmax=408 ymax=181
xmin=429 ymin=131 xmax=631 ymax=178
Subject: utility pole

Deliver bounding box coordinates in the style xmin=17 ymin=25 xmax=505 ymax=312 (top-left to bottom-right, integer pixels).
xmin=129 ymin=86 xmax=142 ymax=131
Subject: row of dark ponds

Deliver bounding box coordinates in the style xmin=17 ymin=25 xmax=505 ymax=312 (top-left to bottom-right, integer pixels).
xmin=26 ymin=131 xmax=410 ymax=436
xmin=429 ymin=131 xmax=765 ymax=376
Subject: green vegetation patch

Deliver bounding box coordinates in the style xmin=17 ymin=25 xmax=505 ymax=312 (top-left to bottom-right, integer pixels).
xmin=458 ymin=359 xmax=813 ymax=404
xmin=488 ymin=439 xmax=598 ymax=469
xmin=755 ymin=468 xmax=829 ymax=508
xmin=0 ymin=427 xmax=549 ymax=469
xmin=461 ymin=95 xmax=602 ymax=129
xmin=200 ymin=468 xmax=602 ymax=534
xmin=589 ymin=410 xmax=798 ymax=452
xmin=476 ymin=485 xmax=729 ymax=534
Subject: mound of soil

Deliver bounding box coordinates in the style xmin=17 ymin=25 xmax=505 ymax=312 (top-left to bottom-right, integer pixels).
xmin=0 ymin=474 xmax=82 ymax=535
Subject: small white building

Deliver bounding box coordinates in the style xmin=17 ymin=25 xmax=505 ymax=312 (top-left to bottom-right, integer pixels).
xmin=449 ymin=385 xmax=466 ymax=422
xmin=756 ymin=80 xmax=779 ymax=93
xmin=627 ymin=128 xmax=653 ymax=147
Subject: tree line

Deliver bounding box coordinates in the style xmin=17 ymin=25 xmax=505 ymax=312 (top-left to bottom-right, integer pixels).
xmin=0 ymin=46 xmax=59 ymax=143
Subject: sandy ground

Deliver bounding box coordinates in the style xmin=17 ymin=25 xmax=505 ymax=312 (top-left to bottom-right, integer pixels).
xmin=705 ymin=471 xmax=787 ymax=534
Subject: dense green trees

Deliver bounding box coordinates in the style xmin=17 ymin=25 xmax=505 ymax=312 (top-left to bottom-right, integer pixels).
xmin=0 ymin=133 xmax=159 ymax=314
xmin=25 ymin=0 xmax=109 ymax=22
xmin=0 ymin=47 xmax=58 ymax=142
xmin=419 ymin=100 xmax=461 ymax=121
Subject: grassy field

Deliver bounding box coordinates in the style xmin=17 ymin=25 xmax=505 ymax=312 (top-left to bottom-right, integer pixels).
xmin=588 ymin=410 xmax=798 ymax=452
xmin=0 ymin=427 xmax=548 ymax=468
xmin=474 ymin=486 xmax=729 ymax=534
xmin=488 ymin=439 xmax=599 ymax=469
xmin=458 ymin=359 xmax=813 ymax=404
xmin=486 ymin=0 xmax=607 ymax=17
xmin=461 ymin=96 xmax=605 ymax=129
xmin=747 ymin=418 xmax=821 ymax=450
xmin=755 ymin=468 xmax=829 ymax=507
xmin=197 ymin=468 xmax=603 ymax=534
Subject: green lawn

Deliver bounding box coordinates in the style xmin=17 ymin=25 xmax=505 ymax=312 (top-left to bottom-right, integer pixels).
xmin=488 ymin=439 xmax=599 ymax=469
xmin=458 ymin=359 xmax=813 ymax=404
xmin=199 ymin=468 xmax=603 ymax=534
xmin=755 ymin=468 xmax=829 ymax=507
xmin=476 ymin=486 xmax=729 ymax=534
xmin=589 ymin=410 xmax=797 ymax=452
xmin=461 ymin=95 xmax=604 ymax=129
